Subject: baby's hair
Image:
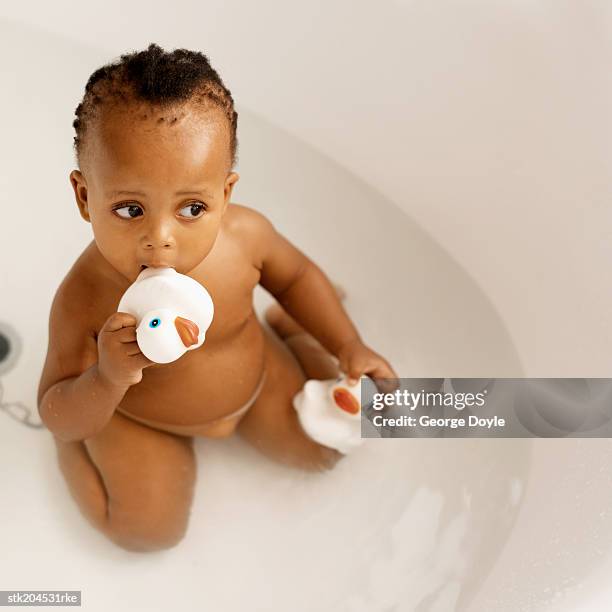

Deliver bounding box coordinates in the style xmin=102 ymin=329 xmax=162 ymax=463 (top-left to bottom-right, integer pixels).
xmin=72 ymin=42 xmax=238 ymax=172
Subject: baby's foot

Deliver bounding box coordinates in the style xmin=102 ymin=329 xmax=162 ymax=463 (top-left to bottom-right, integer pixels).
xmin=265 ymin=283 xmax=347 ymax=340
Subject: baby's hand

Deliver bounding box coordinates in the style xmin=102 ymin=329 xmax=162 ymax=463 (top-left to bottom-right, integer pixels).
xmin=97 ymin=312 xmax=156 ymax=389
xmin=336 ymin=339 xmax=398 ymax=392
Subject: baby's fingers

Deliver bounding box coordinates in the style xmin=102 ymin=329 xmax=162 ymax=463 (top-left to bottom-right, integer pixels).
xmin=124 ymin=341 xmax=143 ymax=356
xmin=127 ymin=346 xmax=155 ymax=368
xmin=368 ymin=360 xmax=397 ymax=380
xmin=114 ymin=326 xmax=137 ymax=343
xmin=123 ymin=341 xmax=152 ymax=361
xmin=103 ymin=311 xmax=138 ymax=332
xmin=364 ymin=360 xmax=399 ymax=392
xmin=135 ymin=352 xmax=156 ymax=368
xmin=345 ymin=360 xmax=368 ymax=385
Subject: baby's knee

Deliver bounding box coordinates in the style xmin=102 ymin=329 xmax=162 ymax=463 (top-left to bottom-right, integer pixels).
xmin=103 ymin=491 xmax=193 ymax=553
xmin=114 ymin=534 xmax=185 ymax=553
xmin=105 ymin=517 xmax=189 ymax=553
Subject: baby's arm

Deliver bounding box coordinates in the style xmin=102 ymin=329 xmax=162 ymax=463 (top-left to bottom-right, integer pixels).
xmin=38 ymin=286 xmax=121 ymax=441
xmin=38 ymin=284 xmax=152 ymax=442
xmin=240 ymin=206 xmax=397 ymax=381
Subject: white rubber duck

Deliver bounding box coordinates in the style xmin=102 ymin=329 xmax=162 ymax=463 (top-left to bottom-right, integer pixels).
xmin=293 ymin=375 xmax=364 ymax=454
xmin=117 ymin=267 xmax=214 ymax=364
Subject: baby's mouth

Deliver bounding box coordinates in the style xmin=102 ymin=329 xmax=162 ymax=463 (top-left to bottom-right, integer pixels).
xmin=139 ymin=264 xmax=177 ymax=273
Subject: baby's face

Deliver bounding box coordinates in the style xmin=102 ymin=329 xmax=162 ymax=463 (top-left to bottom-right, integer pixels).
xmin=70 ymin=103 xmax=239 ymax=283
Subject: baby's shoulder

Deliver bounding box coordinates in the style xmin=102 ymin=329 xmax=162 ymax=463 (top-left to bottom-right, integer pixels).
xmin=223 ymin=202 xmax=278 ymax=261
xmin=55 ymin=245 xmax=93 ymax=302
xmin=224 ymin=202 xmax=275 ymax=234
xmin=54 ymin=242 xmax=115 ymax=331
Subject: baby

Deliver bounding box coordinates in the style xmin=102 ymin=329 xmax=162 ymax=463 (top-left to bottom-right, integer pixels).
xmin=37 ymin=43 xmax=397 ymax=553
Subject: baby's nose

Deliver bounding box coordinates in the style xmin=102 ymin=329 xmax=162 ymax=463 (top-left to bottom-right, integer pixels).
xmin=143 ymin=219 xmax=176 ymax=249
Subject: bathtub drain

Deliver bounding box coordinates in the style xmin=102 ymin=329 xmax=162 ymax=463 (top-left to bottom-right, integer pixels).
xmin=0 ymin=332 xmax=9 ymax=363
xmin=0 ymin=321 xmax=44 ymax=428
xmin=0 ymin=322 xmax=20 ymax=375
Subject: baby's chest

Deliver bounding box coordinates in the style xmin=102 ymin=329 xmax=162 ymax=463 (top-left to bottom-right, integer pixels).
xmin=183 ymin=255 xmax=261 ymax=339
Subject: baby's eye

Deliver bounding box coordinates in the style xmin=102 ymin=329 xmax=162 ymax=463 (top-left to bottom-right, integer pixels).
xmin=114 ymin=204 xmax=143 ymax=219
xmin=179 ymin=203 xmax=206 ymax=219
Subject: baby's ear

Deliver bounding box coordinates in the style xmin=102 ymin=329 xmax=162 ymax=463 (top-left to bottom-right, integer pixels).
xmin=222 ymin=171 xmax=240 ymax=214
xmin=69 ymin=170 xmax=90 ymax=223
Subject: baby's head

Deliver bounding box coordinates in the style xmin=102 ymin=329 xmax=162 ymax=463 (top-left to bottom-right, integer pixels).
xmin=69 ymin=43 xmax=240 ymax=283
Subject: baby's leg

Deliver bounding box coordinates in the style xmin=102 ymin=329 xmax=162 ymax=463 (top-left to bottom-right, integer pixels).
xmin=53 ymin=411 xmax=196 ymax=553
xmin=236 ymin=322 xmax=344 ymax=473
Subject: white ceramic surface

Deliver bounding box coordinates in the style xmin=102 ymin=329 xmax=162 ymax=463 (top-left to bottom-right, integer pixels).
xmin=0 ymin=12 xmax=611 ymax=612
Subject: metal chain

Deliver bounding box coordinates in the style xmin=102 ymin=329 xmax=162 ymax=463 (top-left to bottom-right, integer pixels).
xmin=0 ymin=377 xmax=45 ymax=429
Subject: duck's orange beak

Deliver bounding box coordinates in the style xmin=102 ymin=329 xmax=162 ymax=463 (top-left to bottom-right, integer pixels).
xmin=333 ymin=388 xmax=360 ymax=414
xmin=174 ymin=316 xmax=200 ymax=348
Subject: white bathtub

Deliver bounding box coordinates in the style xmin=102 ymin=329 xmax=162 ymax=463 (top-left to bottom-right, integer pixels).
xmin=1 ymin=15 xmax=612 ymax=612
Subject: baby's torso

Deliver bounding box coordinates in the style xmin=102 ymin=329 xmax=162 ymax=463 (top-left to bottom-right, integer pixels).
xmin=71 ymin=215 xmax=266 ymax=429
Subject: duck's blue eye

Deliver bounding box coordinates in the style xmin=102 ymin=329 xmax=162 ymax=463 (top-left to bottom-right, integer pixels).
xmin=149 ymin=318 xmax=161 ymax=328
